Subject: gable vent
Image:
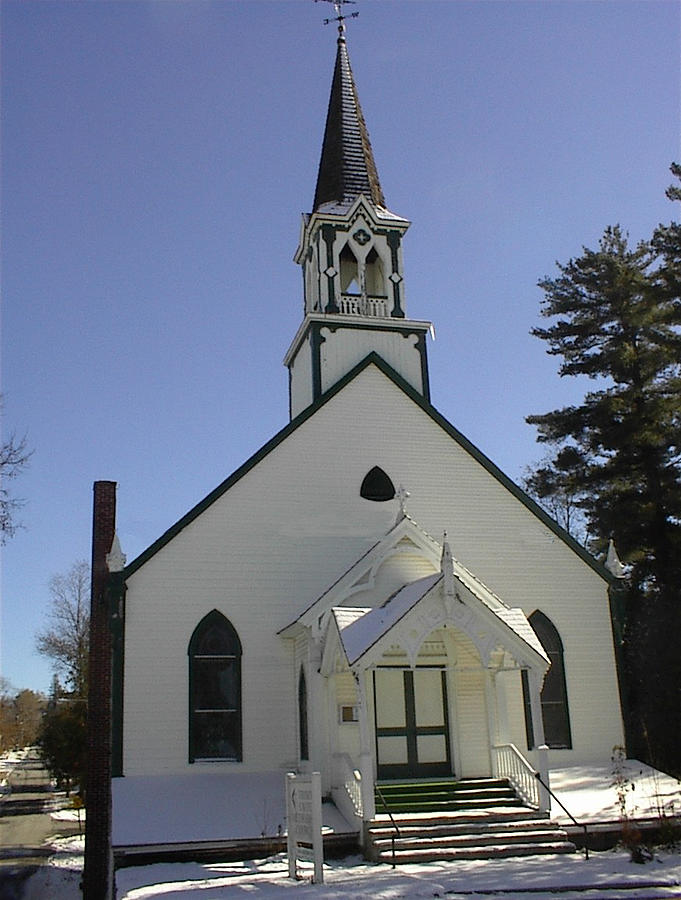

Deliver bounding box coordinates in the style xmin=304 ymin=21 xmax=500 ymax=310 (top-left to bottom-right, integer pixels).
xmin=360 ymin=466 xmax=395 ymax=502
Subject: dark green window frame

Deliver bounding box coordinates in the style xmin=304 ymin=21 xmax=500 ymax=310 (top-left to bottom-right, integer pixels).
xmin=522 ymin=610 xmax=572 ymax=750
xmin=188 ymin=610 xmax=242 ymax=763
xmin=298 ymin=667 xmax=309 ymax=762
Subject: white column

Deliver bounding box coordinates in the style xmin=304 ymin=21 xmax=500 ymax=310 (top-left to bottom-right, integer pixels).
xmin=354 ymin=669 xmax=375 ymax=822
xmin=308 ymin=639 xmax=327 ymax=783
xmin=483 ymin=669 xmax=498 ymax=776
xmin=527 ymin=669 xmax=551 ymax=814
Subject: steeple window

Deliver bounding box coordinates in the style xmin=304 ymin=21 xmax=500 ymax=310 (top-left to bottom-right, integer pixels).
xmin=364 ymin=246 xmax=386 ymax=298
xmin=340 ymin=243 xmax=360 ymax=294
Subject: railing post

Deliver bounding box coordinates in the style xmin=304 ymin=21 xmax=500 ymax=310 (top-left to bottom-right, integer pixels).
xmin=354 ymin=670 xmax=375 ymax=821
xmin=536 ymin=744 xmax=551 ymax=815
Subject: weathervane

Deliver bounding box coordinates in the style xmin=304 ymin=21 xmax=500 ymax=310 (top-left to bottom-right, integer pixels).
xmin=315 ymin=0 xmax=359 ymax=35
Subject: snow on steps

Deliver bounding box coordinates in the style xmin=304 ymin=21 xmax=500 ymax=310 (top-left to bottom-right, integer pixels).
xmin=368 ymin=782 xmax=577 ymax=863
xmin=368 ymin=816 xmax=576 ymax=863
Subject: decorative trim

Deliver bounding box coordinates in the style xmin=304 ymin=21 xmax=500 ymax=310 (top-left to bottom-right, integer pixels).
xmin=416 ymin=331 xmax=430 ymax=402
xmin=310 ymin=324 xmax=323 ymax=402
xmin=321 ymin=224 xmax=338 ymax=313
xmin=387 ymin=230 xmax=404 ymax=318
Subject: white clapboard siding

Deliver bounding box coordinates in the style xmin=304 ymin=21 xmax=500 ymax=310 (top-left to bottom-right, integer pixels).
xmin=122 ymin=361 xmax=623 ymax=777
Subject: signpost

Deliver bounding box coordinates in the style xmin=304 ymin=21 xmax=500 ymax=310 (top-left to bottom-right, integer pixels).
xmin=286 ymin=771 xmax=324 ymax=883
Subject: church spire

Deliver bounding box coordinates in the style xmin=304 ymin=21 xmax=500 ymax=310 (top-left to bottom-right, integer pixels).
xmin=285 ymin=12 xmax=433 ymax=420
xmin=313 ymin=30 xmax=386 ymax=213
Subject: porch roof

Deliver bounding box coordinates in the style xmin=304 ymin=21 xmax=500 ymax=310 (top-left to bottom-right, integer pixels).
xmin=330 ymin=568 xmax=549 ymax=671
xmin=334 ymin=572 xmax=441 ymax=664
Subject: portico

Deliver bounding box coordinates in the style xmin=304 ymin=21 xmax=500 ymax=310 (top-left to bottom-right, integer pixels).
xmin=282 ymin=516 xmax=552 ymax=826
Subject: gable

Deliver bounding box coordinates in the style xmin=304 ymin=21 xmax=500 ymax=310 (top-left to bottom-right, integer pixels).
xmin=124 ymin=352 xmax=611 ymax=592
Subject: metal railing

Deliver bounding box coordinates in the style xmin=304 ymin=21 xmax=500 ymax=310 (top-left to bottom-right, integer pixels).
xmin=374 ymin=784 xmax=401 ymax=869
xmin=534 ymin=770 xmax=590 ymax=860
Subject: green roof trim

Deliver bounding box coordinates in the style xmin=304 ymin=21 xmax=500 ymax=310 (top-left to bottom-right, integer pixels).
xmin=123 ymin=352 xmax=613 ymax=584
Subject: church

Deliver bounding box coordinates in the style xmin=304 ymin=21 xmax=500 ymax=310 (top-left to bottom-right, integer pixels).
xmin=105 ymin=20 xmax=624 ymax=857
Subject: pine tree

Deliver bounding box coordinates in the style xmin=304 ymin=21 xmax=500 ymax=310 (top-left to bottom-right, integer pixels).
xmin=526 ymin=176 xmax=681 ymax=774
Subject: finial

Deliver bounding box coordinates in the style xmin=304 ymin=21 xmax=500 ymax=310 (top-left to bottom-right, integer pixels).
xmin=395 ymin=484 xmax=410 ymax=522
xmin=605 ymin=538 xmax=627 ymax=579
xmin=316 ymin=0 xmax=359 ymax=37
xmin=106 ymin=532 xmax=127 ymax=573
xmin=441 ymin=532 xmax=455 ymax=599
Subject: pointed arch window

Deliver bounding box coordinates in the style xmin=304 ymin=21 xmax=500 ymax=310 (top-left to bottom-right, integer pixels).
xmin=340 ymin=243 xmax=359 ymax=294
xmin=360 ymin=466 xmax=396 ymax=502
xmin=364 ymin=246 xmax=386 ymax=298
xmin=522 ymin=611 xmax=572 ymax=750
xmin=188 ymin=610 xmax=242 ymax=762
xmin=298 ymin=667 xmax=309 ymax=762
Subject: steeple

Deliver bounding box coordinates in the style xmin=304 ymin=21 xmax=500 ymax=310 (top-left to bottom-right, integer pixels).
xmin=284 ymin=22 xmax=433 ymax=421
xmin=313 ymin=31 xmax=386 ymax=214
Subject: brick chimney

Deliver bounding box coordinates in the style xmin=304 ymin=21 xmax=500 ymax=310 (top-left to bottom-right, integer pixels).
xmin=83 ymin=481 xmax=117 ymax=900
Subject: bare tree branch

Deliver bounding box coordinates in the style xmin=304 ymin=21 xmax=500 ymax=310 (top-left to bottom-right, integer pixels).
xmin=36 ymin=560 xmax=90 ymax=697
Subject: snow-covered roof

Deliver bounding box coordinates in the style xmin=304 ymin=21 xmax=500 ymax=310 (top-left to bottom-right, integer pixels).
xmin=335 ymin=572 xmax=442 ymax=664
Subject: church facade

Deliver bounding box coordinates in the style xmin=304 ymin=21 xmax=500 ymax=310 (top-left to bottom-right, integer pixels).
xmin=111 ymin=29 xmax=624 ymax=837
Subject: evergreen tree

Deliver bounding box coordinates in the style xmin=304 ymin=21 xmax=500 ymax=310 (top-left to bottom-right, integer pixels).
xmin=526 ymin=175 xmax=681 ymax=774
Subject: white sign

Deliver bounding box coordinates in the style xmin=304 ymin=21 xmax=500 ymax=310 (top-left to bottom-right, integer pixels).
xmin=286 ymin=771 xmax=323 ymax=883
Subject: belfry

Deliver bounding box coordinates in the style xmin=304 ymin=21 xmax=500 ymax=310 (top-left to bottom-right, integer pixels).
xmin=286 ymin=22 xmax=431 ymax=417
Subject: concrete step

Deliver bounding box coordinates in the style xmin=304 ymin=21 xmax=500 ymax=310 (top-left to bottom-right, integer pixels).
xmin=371 ymin=806 xmax=543 ymax=828
xmin=376 ymin=839 xmax=576 ymax=864
xmin=368 ymin=817 xmax=556 ymax=840
xmin=378 ymin=797 xmax=524 ymax=814
xmin=372 ymin=827 xmax=571 ymax=852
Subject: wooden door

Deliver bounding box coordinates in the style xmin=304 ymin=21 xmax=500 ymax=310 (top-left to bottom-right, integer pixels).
xmin=374 ymin=668 xmax=451 ymax=779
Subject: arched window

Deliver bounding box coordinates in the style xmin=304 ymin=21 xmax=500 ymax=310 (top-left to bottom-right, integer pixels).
xmin=522 ymin=611 xmax=572 ymax=749
xmin=340 ymin=243 xmax=359 ymax=294
xmin=364 ymin=247 xmax=386 ymax=297
xmin=298 ymin=667 xmax=309 ymax=761
xmin=188 ymin=610 xmax=242 ymax=762
xmin=360 ymin=466 xmax=395 ymax=502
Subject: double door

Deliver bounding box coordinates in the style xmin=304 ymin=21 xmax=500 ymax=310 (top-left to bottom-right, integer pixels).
xmin=373 ymin=667 xmax=452 ymax=779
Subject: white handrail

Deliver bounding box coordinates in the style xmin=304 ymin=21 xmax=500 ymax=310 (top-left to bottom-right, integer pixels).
xmin=491 ymin=743 xmax=541 ymax=809
xmin=331 ymin=753 xmax=363 ymax=821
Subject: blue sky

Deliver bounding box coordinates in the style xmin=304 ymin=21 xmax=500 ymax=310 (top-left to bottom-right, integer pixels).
xmin=1 ymin=0 xmax=679 ymax=694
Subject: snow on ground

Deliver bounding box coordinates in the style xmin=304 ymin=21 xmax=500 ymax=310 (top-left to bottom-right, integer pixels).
xmin=22 ymin=762 xmax=681 ymax=899
xmin=550 ymin=760 xmax=680 ymax=823
xmin=113 ymin=772 xmax=352 ymax=845
xmin=25 ymin=838 xmax=681 ymax=900
xmin=112 ymin=761 xmax=680 ymax=847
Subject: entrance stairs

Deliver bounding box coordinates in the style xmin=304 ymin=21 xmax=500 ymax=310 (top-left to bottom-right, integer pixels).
xmin=368 ymin=778 xmax=576 ymax=863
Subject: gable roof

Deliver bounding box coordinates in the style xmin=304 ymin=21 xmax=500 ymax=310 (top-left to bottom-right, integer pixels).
xmin=326 ymin=569 xmax=549 ymax=672
xmin=123 ymin=352 xmax=613 ymax=583
xmin=278 ymin=513 xmax=442 ymax=636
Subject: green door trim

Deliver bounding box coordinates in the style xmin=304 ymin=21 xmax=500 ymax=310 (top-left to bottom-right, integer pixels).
xmin=373 ymin=667 xmax=452 ymax=780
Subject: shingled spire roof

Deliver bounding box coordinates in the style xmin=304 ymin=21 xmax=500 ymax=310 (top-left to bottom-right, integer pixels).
xmin=313 ymin=31 xmax=387 ymax=213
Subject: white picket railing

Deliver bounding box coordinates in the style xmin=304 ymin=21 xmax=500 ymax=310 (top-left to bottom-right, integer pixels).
xmin=491 ymin=743 xmax=541 ymax=809
xmin=338 ymin=294 xmax=389 ymax=318
xmin=331 ymin=753 xmax=363 ymax=823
